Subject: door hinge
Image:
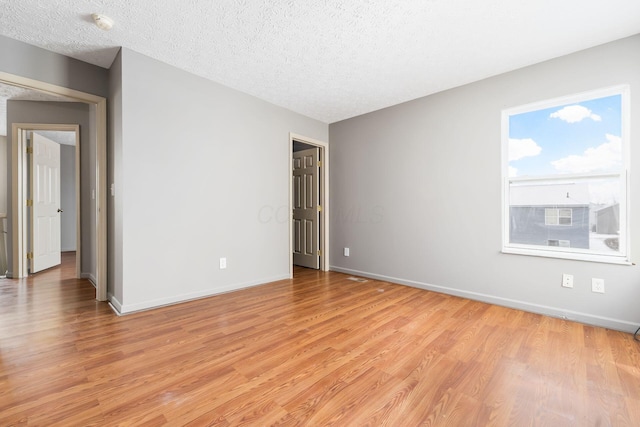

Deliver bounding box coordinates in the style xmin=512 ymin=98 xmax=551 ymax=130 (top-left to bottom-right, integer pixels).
xmin=317 ymin=250 xmax=322 ymax=256
xmin=318 ymin=160 xmax=322 ymax=167
xmin=26 ymin=147 xmax=33 ymax=154
xmin=27 ymin=252 xmax=33 ymax=260
xmin=318 ymin=205 xmax=322 ymax=212
xmin=26 ymin=199 xmax=33 ymax=207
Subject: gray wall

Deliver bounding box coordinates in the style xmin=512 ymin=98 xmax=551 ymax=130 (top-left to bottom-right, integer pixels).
xmin=0 ymin=136 xmax=5 ymax=276
xmin=329 ymin=34 xmax=640 ymax=333
xmin=109 ymin=48 xmax=328 ymax=312
xmin=108 ymin=49 xmax=123 ymax=304
xmin=59 ymin=143 xmax=76 ymax=251
xmin=0 ymin=136 xmax=6 ymax=215
xmin=7 ymin=101 xmax=95 ymax=279
xmin=0 ymin=35 xmax=108 ymax=97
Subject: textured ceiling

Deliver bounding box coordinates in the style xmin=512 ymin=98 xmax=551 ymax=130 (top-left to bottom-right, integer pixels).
xmin=0 ymin=1 xmax=639 ymax=123
xmin=34 ymin=130 xmax=77 ymax=146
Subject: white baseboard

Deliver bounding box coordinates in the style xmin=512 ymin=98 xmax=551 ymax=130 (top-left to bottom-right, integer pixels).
xmin=108 ymin=293 xmax=123 ymax=315
xmin=330 ymin=266 xmax=639 ymax=334
xmin=80 ymin=272 xmax=97 ymax=288
xmin=116 ymin=274 xmax=290 ymax=315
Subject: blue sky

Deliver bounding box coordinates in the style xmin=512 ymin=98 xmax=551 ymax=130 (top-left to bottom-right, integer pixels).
xmin=508 ymin=94 xmax=622 ymax=177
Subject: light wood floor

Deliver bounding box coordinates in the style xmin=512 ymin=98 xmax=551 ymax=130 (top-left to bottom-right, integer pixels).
xmin=1 ymin=254 xmax=639 ymax=426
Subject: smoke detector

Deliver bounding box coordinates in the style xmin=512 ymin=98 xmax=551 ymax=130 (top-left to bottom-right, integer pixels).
xmin=92 ymin=13 xmax=114 ymax=31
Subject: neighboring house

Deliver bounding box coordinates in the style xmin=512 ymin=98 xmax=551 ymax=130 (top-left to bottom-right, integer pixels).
xmin=595 ymin=203 xmax=620 ymax=235
xmin=509 ymin=183 xmax=590 ymax=249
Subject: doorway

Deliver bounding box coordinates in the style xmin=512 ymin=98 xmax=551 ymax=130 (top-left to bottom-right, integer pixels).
xmin=289 ymin=133 xmax=329 ymax=276
xmin=1 ymin=71 xmax=108 ymax=301
xmin=22 ymin=127 xmax=80 ymax=276
xmin=293 ymin=144 xmax=320 ymax=269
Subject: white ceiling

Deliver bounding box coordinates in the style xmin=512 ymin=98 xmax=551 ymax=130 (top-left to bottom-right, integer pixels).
xmin=0 ymin=1 xmax=639 ymax=123
xmin=34 ymin=130 xmax=77 ymax=146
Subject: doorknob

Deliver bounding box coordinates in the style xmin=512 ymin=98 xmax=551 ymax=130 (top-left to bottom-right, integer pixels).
xmin=57 ymin=208 xmax=64 ymax=213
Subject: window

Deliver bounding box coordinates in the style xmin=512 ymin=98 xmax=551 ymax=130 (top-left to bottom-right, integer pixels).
xmin=548 ymin=239 xmax=571 ymax=247
xmin=545 ymin=208 xmax=572 ymax=226
xmin=502 ymin=86 xmax=629 ymax=264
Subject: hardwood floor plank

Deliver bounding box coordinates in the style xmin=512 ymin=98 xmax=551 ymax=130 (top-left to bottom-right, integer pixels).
xmin=1 ymin=257 xmax=639 ymax=425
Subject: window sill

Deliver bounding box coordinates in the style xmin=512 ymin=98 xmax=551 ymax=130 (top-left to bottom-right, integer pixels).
xmin=502 ymin=247 xmax=632 ymax=265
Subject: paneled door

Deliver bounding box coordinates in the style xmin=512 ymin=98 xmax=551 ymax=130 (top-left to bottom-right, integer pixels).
xmin=293 ymin=147 xmax=320 ymax=269
xmin=30 ymin=132 xmax=62 ymax=273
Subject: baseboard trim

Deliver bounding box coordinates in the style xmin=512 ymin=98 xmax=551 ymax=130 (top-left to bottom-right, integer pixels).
xmin=117 ymin=274 xmax=291 ymax=315
xmin=80 ymin=272 xmax=97 ymax=288
xmin=108 ymin=293 xmax=123 ymax=315
xmin=330 ymin=266 xmax=639 ymax=334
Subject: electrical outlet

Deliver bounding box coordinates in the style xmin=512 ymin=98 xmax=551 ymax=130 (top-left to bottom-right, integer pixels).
xmin=219 ymin=257 xmax=227 ymax=269
xmin=562 ymin=273 xmax=573 ymax=288
xmin=592 ymin=278 xmax=605 ymax=293
xmin=344 ymin=247 xmax=350 ymax=257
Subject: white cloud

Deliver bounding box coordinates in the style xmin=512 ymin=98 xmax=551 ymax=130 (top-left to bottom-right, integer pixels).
xmin=550 ymin=105 xmax=602 ymax=123
xmin=508 ymin=165 xmax=518 ymax=177
xmin=509 ymin=138 xmax=541 ymax=161
xmin=551 ymin=134 xmax=621 ymax=173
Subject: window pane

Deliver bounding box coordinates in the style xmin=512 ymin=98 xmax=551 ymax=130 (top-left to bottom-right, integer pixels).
xmin=559 ymin=209 xmax=572 ymax=225
xmin=509 ymin=177 xmax=621 ymax=253
xmin=508 ymin=94 xmax=622 ymax=178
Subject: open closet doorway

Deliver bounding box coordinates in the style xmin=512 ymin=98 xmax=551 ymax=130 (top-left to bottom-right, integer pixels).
xmin=289 ymin=133 xmax=330 ymax=276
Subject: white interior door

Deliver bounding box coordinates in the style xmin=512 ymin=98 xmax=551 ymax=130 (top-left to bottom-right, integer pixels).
xmin=293 ymin=147 xmax=320 ymax=269
xmin=30 ymin=132 xmax=61 ymax=273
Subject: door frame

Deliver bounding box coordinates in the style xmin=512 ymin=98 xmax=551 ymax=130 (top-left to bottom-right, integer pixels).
xmin=289 ymin=133 xmax=329 ymax=275
xmin=17 ymin=125 xmax=81 ymax=277
xmin=2 ymin=71 xmax=108 ymax=301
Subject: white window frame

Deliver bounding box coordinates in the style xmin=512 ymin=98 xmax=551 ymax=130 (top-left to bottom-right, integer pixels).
xmin=502 ymin=85 xmax=631 ymax=264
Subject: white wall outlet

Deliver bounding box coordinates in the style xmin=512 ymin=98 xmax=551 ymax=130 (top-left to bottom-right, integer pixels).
xmin=219 ymin=257 xmax=227 ymax=269
xmin=561 ymin=273 xmax=573 ymax=288
xmin=592 ymin=278 xmax=605 ymax=293
xmin=344 ymin=247 xmax=350 ymax=257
